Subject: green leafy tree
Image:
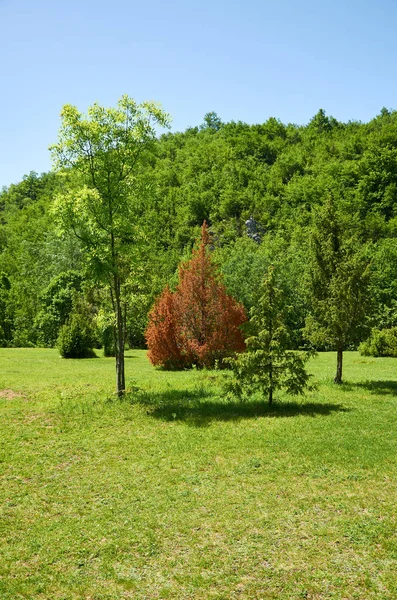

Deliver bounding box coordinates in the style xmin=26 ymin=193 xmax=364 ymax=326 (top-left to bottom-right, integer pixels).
xmin=0 ymin=170 xmax=81 ymax=347
xmin=200 ymin=112 xmax=223 ymax=131
xmin=215 ymin=230 xmax=310 ymax=347
xmin=34 ymin=270 xmax=84 ymax=347
xmin=225 ymin=266 xmax=313 ymax=404
xmin=305 ymin=195 xmax=372 ymax=383
xmin=51 ymin=95 xmax=170 ymax=396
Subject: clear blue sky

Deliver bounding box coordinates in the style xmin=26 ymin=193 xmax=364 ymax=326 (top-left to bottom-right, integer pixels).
xmin=1 ymin=0 xmax=397 ymax=188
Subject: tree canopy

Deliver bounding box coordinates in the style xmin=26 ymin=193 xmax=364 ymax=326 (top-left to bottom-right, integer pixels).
xmin=1 ymin=105 xmax=397 ymax=386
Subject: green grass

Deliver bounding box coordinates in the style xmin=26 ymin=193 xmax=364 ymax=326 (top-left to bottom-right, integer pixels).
xmin=1 ymin=349 xmax=397 ymax=599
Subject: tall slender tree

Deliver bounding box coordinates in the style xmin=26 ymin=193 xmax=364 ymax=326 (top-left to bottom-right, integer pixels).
xmin=305 ymin=195 xmax=371 ymax=383
xmin=51 ymin=95 xmax=170 ymax=396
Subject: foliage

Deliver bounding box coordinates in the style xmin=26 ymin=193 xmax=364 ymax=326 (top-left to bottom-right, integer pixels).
xmin=50 ymin=95 xmax=170 ymax=395
xmin=304 ymin=195 xmax=372 ymax=383
xmin=34 ymin=270 xmax=84 ymax=347
xmin=368 ymin=239 xmax=397 ymax=329
xmin=146 ymin=286 xmax=184 ymax=369
xmin=214 ymin=230 xmax=310 ymax=346
xmin=359 ymin=327 xmax=397 ymax=357
xmin=95 ymin=309 xmax=116 ymax=357
xmin=102 ymin=326 xmax=115 ymax=357
xmin=0 ymin=171 xmax=82 ymax=347
xmin=146 ymin=222 xmax=247 ymax=369
xmin=3 ymin=108 xmax=397 ymax=350
xmin=123 ymin=249 xmax=179 ymax=349
xmin=0 ymin=273 xmax=13 ymax=346
xmin=225 ymin=266 xmax=313 ymax=404
xmin=57 ymin=312 xmax=97 ymax=358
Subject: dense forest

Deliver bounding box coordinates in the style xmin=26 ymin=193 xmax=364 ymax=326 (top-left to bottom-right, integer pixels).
xmin=1 ymin=107 xmax=397 ymax=356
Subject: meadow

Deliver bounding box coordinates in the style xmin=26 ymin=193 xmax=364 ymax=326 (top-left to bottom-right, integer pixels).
xmin=1 ymin=348 xmax=397 ymax=599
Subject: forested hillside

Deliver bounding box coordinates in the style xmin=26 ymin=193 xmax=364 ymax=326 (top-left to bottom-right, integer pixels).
xmin=1 ymin=108 xmax=397 ymax=349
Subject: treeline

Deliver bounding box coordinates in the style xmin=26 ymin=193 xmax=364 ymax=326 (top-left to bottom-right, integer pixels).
xmin=1 ymin=107 xmax=397 ymax=350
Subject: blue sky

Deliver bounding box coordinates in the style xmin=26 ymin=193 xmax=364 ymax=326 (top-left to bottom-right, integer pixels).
xmin=1 ymin=0 xmax=397 ymax=188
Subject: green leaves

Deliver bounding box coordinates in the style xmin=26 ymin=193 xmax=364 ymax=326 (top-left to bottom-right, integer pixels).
xmin=305 ymin=195 xmax=372 ymax=350
xmin=51 ymin=96 xmax=170 ymax=281
xmin=50 ymin=96 xmax=170 ymax=173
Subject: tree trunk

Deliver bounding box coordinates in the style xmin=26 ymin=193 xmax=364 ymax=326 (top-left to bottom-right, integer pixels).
xmin=114 ymin=275 xmax=125 ymax=397
xmin=334 ymin=345 xmax=343 ymax=384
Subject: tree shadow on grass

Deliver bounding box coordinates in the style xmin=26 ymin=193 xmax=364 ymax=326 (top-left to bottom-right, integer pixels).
xmin=129 ymin=388 xmax=349 ymax=427
xmin=342 ymin=380 xmax=397 ymax=397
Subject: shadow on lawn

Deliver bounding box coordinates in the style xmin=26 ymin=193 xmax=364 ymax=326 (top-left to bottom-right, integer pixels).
xmin=343 ymin=380 xmax=397 ymax=396
xmin=129 ymin=388 xmax=349 ymax=427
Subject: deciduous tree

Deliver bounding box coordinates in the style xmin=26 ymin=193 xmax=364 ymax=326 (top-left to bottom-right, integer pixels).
xmin=51 ymin=95 xmax=170 ymax=395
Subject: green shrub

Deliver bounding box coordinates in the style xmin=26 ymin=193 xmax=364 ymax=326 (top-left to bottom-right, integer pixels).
xmin=359 ymin=327 xmax=397 ymax=357
xmin=102 ymin=325 xmax=116 ymax=357
xmin=57 ymin=313 xmax=96 ymax=358
xmin=95 ymin=310 xmax=115 ymax=356
xmin=35 ymin=271 xmax=84 ymax=347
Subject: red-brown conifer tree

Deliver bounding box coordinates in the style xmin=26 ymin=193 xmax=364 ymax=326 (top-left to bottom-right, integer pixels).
xmin=146 ymin=286 xmax=184 ymax=369
xmin=146 ymin=222 xmax=247 ymax=368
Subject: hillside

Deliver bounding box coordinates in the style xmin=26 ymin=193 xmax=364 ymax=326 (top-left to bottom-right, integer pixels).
xmin=1 ymin=108 xmax=397 ymax=348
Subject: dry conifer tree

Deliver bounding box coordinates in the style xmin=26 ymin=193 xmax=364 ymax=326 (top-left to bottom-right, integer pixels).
xmin=146 ymin=286 xmax=184 ymax=370
xmin=146 ymin=222 xmax=246 ymax=368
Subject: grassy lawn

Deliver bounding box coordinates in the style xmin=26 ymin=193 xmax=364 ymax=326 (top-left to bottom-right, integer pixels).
xmin=1 ymin=349 xmax=397 ymax=599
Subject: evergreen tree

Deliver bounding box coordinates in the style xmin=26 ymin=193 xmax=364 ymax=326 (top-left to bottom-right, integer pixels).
xmin=225 ymin=266 xmax=313 ymax=404
xmin=146 ymin=222 xmax=246 ymax=369
xmin=305 ymin=195 xmax=372 ymax=383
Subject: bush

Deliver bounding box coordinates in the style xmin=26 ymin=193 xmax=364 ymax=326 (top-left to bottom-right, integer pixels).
xmin=35 ymin=271 xmax=83 ymax=347
xmin=102 ymin=325 xmax=116 ymax=357
xmin=57 ymin=313 xmax=96 ymax=358
xmin=359 ymin=327 xmax=397 ymax=357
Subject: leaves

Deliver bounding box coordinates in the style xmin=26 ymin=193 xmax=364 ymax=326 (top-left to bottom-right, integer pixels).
xmin=305 ymin=195 xmax=372 ymax=350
